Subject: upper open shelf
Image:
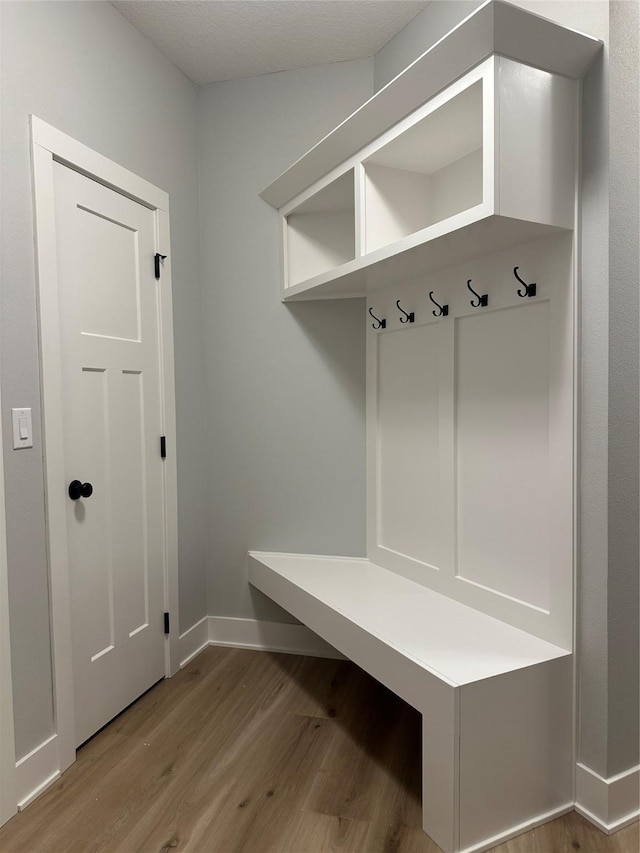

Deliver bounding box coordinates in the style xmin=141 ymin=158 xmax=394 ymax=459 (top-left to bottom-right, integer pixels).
xmin=363 ymin=80 xmax=483 ymax=254
xmin=286 ymin=170 xmax=355 ymax=287
xmin=265 ymin=1 xmax=601 ymax=302
xmin=279 ymin=55 xmax=579 ymax=300
xmin=261 ymin=0 xmax=602 ymax=210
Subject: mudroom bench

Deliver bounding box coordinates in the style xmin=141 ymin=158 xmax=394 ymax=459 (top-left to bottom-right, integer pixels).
xmin=248 ymin=3 xmax=602 ymax=850
xmin=248 ymin=551 xmax=573 ymax=853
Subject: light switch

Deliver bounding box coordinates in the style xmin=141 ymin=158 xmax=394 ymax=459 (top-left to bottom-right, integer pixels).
xmin=12 ymin=408 xmax=33 ymax=449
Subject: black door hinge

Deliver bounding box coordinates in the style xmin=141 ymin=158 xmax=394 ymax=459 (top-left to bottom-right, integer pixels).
xmin=155 ymin=253 xmax=167 ymax=280
xmin=160 ymin=436 xmax=166 ymax=459
xmin=164 ymin=612 xmax=170 ymax=635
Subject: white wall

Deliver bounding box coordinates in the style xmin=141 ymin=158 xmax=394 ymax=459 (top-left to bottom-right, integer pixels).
xmin=0 ymin=0 xmax=206 ymax=759
xmin=0 ymin=351 xmax=16 ymax=825
xmin=197 ymin=60 xmax=373 ymax=622
xmin=374 ymin=0 xmax=481 ymax=92
xmin=374 ymin=0 xmax=639 ymax=783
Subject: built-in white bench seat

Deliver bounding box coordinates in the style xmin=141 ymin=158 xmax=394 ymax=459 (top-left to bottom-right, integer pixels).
xmin=248 ymin=551 xmax=573 ymax=853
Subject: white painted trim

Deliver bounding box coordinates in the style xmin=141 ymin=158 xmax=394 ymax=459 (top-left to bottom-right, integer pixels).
xmin=459 ymin=803 xmax=574 ymax=853
xmin=209 ymin=616 xmax=345 ymax=658
xmin=31 ymin=138 xmax=76 ymax=776
xmin=571 ymin=79 xmax=583 ymax=810
xmin=156 ymin=205 xmax=180 ymax=677
xmin=0 ymin=343 xmax=17 ymax=828
xmin=14 ymin=735 xmax=60 ymax=811
xmin=178 ymin=616 xmax=345 ymax=668
xmin=178 ymin=616 xmax=210 ymax=668
xmin=31 ymin=116 xmax=168 ymax=211
xmin=30 ymin=117 xmax=180 ymax=777
xmin=575 ymin=762 xmax=640 ymax=834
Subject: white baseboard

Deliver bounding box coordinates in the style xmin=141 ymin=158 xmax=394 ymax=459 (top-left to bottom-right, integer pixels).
xmin=575 ymin=762 xmax=640 ymax=833
xmin=178 ymin=615 xmax=344 ymax=668
xmin=209 ymin=616 xmax=345 ymax=658
xmin=178 ymin=615 xmax=210 ymax=668
xmin=461 ymin=803 xmax=575 ymax=853
xmin=15 ymin=734 xmax=60 ymax=810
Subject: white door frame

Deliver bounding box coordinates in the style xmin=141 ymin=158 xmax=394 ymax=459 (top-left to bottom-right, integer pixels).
xmin=30 ymin=116 xmax=180 ymax=774
xmin=0 ymin=373 xmax=17 ymax=826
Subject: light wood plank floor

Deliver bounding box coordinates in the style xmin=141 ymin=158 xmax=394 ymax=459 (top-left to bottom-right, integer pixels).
xmin=0 ymin=647 xmax=637 ymax=853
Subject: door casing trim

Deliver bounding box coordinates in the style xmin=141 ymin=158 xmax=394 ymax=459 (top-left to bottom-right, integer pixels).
xmin=30 ymin=115 xmax=180 ymax=774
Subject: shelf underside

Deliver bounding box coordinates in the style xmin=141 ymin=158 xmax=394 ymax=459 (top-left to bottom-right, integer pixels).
xmin=283 ymin=214 xmax=566 ymax=301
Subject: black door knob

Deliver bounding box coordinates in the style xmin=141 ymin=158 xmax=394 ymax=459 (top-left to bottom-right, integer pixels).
xmin=68 ymin=480 xmax=94 ymax=501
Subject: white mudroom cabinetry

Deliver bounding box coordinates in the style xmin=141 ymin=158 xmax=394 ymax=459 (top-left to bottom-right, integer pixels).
xmin=249 ymin=3 xmax=602 ymax=852
xmin=279 ymin=55 xmax=577 ymax=301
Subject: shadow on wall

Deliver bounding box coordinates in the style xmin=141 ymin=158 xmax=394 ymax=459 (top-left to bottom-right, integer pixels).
xmin=285 ymin=299 xmax=367 ymax=417
xmin=249 ymin=585 xmax=299 ymax=624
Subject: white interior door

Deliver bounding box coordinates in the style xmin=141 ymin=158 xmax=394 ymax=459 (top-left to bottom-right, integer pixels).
xmin=53 ymin=162 xmax=166 ymax=747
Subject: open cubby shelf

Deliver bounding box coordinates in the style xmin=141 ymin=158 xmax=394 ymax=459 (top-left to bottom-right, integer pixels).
xmin=273 ymin=49 xmax=583 ymax=301
xmin=364 ymin=80 xmax=483 ymax=253
xmin=285 ymin=169 xmax=355 ymax=287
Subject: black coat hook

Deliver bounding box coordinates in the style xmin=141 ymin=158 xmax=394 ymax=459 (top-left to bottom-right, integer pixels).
xmin=429 ymin=291 xmax=449 ymax=317
xmin=514 ymin=266 xmax=536 ymax=298
xmin=467 ymin=279 xmax=488 ymax=308
xmin=396 ymin=300 xmax=415 ymax=324
xmin=369 ymin=307 xmax=386 ymax=330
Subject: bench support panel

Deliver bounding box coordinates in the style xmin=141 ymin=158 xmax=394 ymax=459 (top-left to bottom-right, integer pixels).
xmin=422 ymin=680 xmax=459 ymax=853
xmin=457 ymin=657 xmax=573 ymax=851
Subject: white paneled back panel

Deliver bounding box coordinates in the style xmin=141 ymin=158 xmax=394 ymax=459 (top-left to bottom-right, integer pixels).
xmin=377 ymin=324 xmax=441 ymax=569
xmin=455 ymin=302 xmax=550 ymax=610
xmin=366 ymin=233 xmax=574 ymax=647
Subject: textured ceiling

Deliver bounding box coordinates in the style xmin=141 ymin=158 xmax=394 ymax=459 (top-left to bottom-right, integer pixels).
xmin=111 ymin=0 xmax=429 ymax=84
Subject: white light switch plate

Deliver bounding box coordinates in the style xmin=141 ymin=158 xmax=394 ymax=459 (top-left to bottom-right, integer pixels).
xmin=12 ymin=408 xmax=33 ymax=450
